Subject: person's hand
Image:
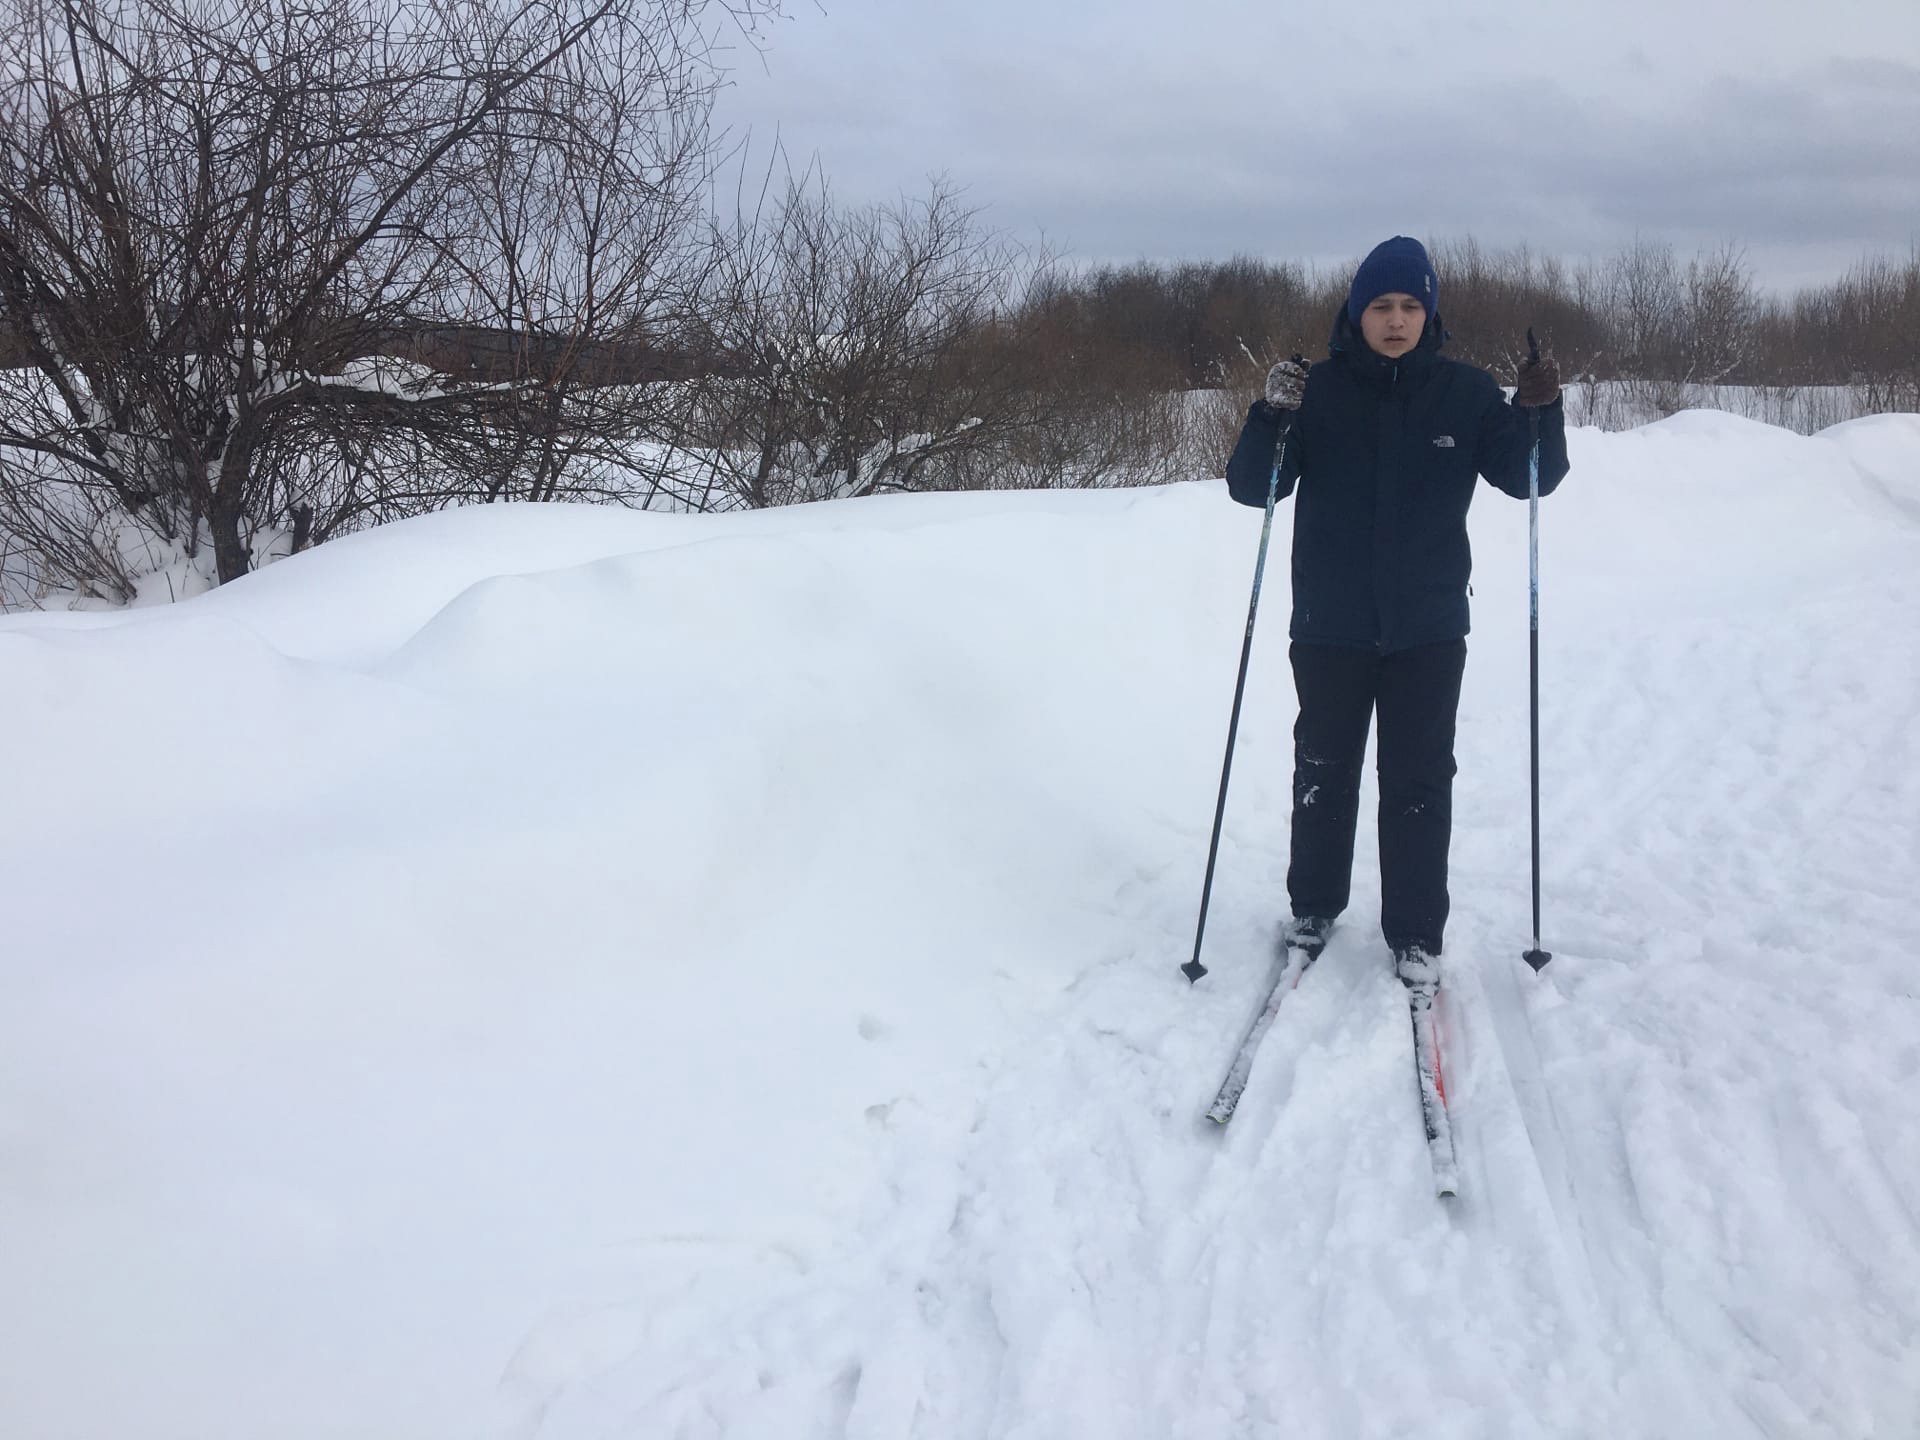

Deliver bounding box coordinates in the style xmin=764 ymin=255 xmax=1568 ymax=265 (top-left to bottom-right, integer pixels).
xmin=1260 ymin=357 xmax=1309 ymax=416
xmin=1514 ymin=348 xmax=1561 ymax=407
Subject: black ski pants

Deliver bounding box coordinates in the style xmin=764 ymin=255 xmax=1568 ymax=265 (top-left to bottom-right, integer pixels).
xmin=1286 ymin=638 xmax=1467 ymax=955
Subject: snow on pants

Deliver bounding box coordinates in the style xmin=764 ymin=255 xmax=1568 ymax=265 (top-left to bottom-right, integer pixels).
xmin=1285 ymin=638 xmax=1467 ymax=955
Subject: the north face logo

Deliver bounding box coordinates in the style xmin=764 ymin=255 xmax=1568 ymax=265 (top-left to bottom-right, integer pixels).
xmin=1432 ymin=435 xmax=1455 ymax=448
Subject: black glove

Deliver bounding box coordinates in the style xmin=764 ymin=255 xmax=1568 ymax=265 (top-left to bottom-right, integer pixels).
xmin=1514 ymin=348 xmax=1560 ymax=408
xmin=1258 ymin=357 xmax=1309 ymax=418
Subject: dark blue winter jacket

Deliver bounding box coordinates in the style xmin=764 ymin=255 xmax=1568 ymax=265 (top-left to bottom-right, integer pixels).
xmin=1227 ymin=309 xmax=1569 ymax=654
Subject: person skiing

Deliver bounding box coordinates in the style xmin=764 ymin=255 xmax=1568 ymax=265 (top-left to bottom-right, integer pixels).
xmin=1225 ymin=234 xmax=1568 ymax=988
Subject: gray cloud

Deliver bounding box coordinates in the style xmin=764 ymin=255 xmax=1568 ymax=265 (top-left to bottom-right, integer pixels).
xmin=714 ymin=4 xmax=1920 ymax=292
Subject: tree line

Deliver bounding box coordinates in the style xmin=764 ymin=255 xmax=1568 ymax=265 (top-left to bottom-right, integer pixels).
xmin=2 ymin=0 xmax=1914 ymax=605
xmin=1038 ymin=237 xmax=1919 ymax=400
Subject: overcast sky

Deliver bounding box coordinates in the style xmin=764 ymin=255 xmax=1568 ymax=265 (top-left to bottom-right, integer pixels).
xmin=711 ymin=0 xmax=1920 ymax=293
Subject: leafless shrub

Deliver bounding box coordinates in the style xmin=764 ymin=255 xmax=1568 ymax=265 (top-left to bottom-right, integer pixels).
xmin=0 ymin=0 xmax=778 ymax=600
xmin=1681 ymin=243 xmax=1757 ymax=383
xmin=679 ymin=174 xmax=1165 ymax=506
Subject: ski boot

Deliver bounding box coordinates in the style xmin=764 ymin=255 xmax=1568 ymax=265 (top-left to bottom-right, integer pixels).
xmin=1392 ymin=943 xmax=1440 ymax=996
xmin=1283 ymin=914 xmax=1335 ymax=958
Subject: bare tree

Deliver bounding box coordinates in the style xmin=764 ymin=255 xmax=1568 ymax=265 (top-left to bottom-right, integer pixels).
xmin=0 ymin=0 xmax=778 ymax=602
xmin=1681 ymin=242 xmax=1757 ymax=384
xmin=1812 ymin=250 xmax=1920 ymax=412
xmin=685 ymin=175 xmax=1055 ymax=508
xmin=1605 ymin=234 xmax=1684 ymax=377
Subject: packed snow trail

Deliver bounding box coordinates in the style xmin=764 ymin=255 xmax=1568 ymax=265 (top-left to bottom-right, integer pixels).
xmin=2 ymin=413 xmax=1917 ymax=1439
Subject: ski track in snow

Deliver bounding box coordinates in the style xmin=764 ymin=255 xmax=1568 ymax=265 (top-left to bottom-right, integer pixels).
xmin=533 ymin=506 xmax=1920 ymax=1432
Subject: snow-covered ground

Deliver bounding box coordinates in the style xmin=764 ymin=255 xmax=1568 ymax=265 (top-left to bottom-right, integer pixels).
xmin=2 ymin=410 xmax=1917 ymax=1439
xmin=1559 ymin=381 xmax=1901 ymax=436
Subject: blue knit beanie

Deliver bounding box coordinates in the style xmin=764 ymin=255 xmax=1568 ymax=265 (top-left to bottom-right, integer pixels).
xmin=1347 ymin=236 xmax=1438 ymax=327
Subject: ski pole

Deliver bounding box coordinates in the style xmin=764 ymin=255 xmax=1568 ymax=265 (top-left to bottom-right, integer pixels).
xmin=1184 ymin=392 xmax=1298 ymax=984
xmin=1522 ymin=328 xmax=1552 ymax=972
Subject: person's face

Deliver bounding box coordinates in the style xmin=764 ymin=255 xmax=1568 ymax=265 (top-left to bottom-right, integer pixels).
xmin=1359 ymin=292 xmax=1427 ymax=357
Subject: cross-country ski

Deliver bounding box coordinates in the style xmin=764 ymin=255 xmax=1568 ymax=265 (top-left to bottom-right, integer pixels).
xmin=1202 ymin=936 xmax=1460 ymax=1201
xmin=1400 ymin=955 xmax=1459 ymax=1198
xmin=1202 ymin=940 xmax=1323 ymax=1125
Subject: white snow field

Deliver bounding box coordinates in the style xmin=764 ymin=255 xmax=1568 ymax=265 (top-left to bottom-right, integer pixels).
xmin=3 ymin=411 xmax=1918 ymax=1440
